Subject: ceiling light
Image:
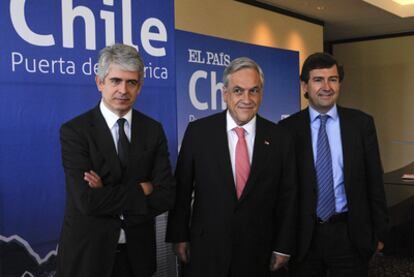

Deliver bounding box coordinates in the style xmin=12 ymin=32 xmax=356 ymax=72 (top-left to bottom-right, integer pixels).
xmin=392 ymin=0 xmax=414 ymax=5
xmin=363 ymin=0 xmax=414 ymax=17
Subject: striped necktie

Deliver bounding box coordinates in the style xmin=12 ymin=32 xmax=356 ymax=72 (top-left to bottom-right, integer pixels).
xmin=316 ymin=114 xmax=335 ymax=221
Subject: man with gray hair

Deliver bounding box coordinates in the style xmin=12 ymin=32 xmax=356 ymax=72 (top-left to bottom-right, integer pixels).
xmin=166 ymin=57 xmax=297 ymax=277
xmin=56 ymin=44 xmax=175 ymax=277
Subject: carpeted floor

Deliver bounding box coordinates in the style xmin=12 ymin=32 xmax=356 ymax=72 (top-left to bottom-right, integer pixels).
xmin=369 ymin=255 xmax=414 ymax=276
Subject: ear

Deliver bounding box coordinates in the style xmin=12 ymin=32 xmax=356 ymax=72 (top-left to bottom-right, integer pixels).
xmin=95 ymin=75 xmax=103 ymax=92
xmin=222 ymin=86 xmax=228 ymax=102
xmin=300 ymin=81 xmax=308 ymax=93
xmin=136 ymin=83 xmax=143 ymax=96
xmin=137 ymin=80 xmax=144 ymax=92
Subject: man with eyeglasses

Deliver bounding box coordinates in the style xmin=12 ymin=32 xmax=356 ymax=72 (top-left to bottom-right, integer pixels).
xmin=167 ymin=57 xmax=297 ymax=277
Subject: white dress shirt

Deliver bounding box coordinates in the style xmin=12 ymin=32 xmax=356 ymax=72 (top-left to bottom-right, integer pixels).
xmin=225 ymin=111 xmax=289 ymax=258
xmin=99 ymin=100 xmax=132 ymax=243
xmin=226 ymin=111 xmax=255 ymax=183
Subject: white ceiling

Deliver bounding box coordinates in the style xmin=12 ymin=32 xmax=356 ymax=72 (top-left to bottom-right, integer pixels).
xmin=256 ymin=0 xmax=414 ymax=41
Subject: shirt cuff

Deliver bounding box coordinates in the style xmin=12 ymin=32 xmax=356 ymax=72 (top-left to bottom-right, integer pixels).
xmin=273 ymin=251 xmax=290 ymax=257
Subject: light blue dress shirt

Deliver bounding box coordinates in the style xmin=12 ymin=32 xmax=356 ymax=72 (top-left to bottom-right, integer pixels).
xmin=309 ymin=105 xmax=348 ymax=213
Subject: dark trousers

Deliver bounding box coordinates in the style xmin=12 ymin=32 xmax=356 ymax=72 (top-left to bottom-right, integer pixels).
xmin=290 ymin=220 xmax=368 ymax=277
xmin=111 ymin=244 xmax=135 ymax=277
xmin=227 ymin=265 xmax=289 ymax=277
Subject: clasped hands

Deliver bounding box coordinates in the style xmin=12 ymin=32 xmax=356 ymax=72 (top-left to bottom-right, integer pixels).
xmin=83 ymin=170 xmax=153 ymax=196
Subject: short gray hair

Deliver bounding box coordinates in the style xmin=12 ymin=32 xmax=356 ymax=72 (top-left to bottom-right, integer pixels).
xmin=97 ymin=44 xmax=144 ymax=83
xmin=222 ymin=57 xmax=264 ymax=88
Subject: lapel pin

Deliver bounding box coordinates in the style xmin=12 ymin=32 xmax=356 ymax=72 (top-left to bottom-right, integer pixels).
xmin=264 ymin=140 xmax=270 ymax=145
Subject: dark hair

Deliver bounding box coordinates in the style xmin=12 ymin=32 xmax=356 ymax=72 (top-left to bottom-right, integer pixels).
xmin=300 ymin=52 xmax=344 ymax=84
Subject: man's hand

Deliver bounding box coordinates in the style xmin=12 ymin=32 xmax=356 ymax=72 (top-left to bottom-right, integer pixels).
xmin=84 ymin=170 xmax=103 ymax=188
xmin=269 ymin=252 xmax=290 ymax=271
xmin=139 ymin=182 xmax=154 ymax=196
xmin=376 ymin=241 xmax=384 ymax=253
xmin=174 ymin=242 xmax=190 ymax=264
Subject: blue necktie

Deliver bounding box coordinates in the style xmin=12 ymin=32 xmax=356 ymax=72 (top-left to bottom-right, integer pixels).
xmin=316 ymin=114 xmax=335 ymax=221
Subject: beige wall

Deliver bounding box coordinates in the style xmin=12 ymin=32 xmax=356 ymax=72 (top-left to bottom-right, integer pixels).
xmin=333 ymin=35 xmax=414 ymax=172
xmin=175 ymin=0 xmax=323 ymax=108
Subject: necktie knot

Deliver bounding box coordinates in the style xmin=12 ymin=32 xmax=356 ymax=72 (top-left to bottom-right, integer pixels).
xmin=234 ymin=127 xmax=246 ymax=139
xmin=117 ymin=118 xmax=126 ymax=129
xmin=319 ymin=114 xmax=329 ymax=126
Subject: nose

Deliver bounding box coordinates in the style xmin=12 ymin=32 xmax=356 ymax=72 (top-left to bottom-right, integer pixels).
xmin=322 ymin=80 xmax=331 ymax=91
xmin=118 ymin=81 xmax=128 ymax=94
xmin=241 ymin=91 xmax=252 ymax=102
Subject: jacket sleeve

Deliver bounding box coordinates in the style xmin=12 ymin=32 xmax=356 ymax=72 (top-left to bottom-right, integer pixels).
xmin=166 ymin=123 xmax=195 ymax=243
xmin=363 ymin=116 xmax=389 ymax=241
xmin=126 ymin=123 xmax=176 ymax=222
xmin=272 ymin=129 xmax=298 ymax=255
xmin=60 ymin=122 xmax=147 ymax=217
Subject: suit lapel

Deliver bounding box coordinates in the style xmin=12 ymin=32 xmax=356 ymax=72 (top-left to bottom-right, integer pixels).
xmin=123 ymin=110 xmax=149 ymax=181
xmin=290 ymin=108 xmax=319 ymax=209
xmin=216 ymin=111 xmax=238 ymax=200
xmin=90 ymin=106 xmax=123 ymax=182
xmin=129 ymin=110 xmax=146 ymax=153
xmin=238 ymin=115 xmax=271 ymax=202
xmin=298 ymin=109 xmax=317 ymax=185
xmin=337 ymin=106 xmax=353 ymax=192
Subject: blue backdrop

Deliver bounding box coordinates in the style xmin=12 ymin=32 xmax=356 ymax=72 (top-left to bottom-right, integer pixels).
xmin=0 ymin=1 xmax=300 ymax=276
xmin=0 ymin=0 xmax=175 ymax=275
xmin=175 ymin=30 xmax=300 ymax=145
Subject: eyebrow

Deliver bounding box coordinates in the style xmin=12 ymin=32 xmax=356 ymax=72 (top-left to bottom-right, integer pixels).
xmin=312 ymin=75 xmax=339 ymax=79
xmin=233 ymin=85 xmax=261 ymax=90
xmin=109 ymin=77 xmax=139 ymax=82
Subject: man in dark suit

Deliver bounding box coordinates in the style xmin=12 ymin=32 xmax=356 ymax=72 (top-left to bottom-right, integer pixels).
xmin=166 ymin=57 xmax=297 ymax=277
xmin=56 ymin=44 xmax=175 ymax=277
xmin=279 ymin=52 xmax=388 ymax=276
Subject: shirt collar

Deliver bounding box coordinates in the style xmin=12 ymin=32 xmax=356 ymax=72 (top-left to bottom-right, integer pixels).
xmin=309 ymin=104 xmax=338 ymax=123
xmin=99 ymin=100 xmax=132 ymax=129
xmin=226 ymin=110 xmax=256 ymax=135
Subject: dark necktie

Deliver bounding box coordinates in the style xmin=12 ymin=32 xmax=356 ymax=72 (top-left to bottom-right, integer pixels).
xmin=117 ymin=118 xmax=129 ymax=168
xmin=316 ymin=114 xmax=335 ymax=221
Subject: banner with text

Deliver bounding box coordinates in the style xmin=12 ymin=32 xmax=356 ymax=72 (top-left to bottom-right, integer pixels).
xmin=175 ymin=30 xmax=300 ymax=145
xmin=0 ymin=1 xmax=175 ymax=276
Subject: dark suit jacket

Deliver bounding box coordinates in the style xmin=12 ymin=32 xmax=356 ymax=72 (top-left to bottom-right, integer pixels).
xmin=279 ymin=106 xmax=388 ymax=261
xmin=56 ymin=106 xmax=175 ymax=277
xmin=166 ymin=111 xmax=297 ymax=277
